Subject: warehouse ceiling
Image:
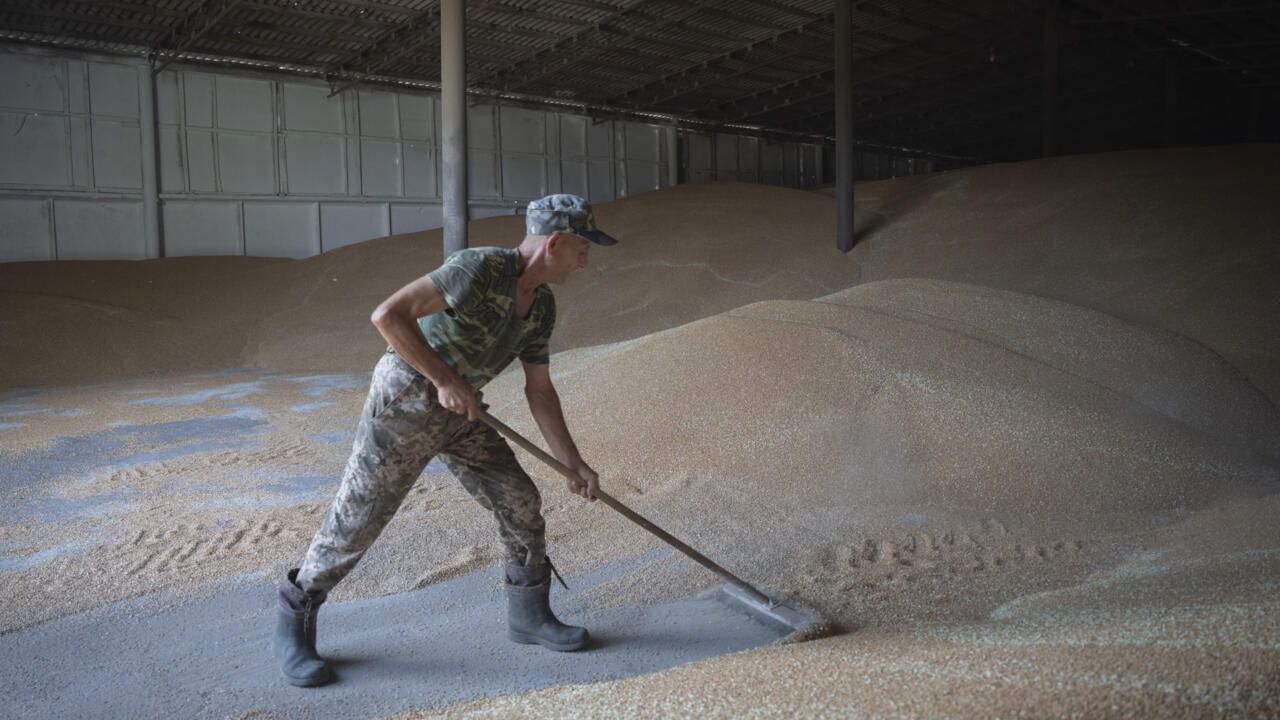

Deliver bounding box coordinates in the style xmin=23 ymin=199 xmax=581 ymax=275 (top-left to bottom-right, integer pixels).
xmin=1 ymin=0 xmax=1277 ymax=164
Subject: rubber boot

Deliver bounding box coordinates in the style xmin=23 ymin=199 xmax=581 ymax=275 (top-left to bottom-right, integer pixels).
xmin=274 ymin=568 xmax=333 ymax=687
xmin=505 ymin=559 xmax=589 ymax=652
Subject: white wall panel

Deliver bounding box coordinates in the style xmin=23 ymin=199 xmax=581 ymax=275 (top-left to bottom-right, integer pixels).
xmin=502 ymin=154 xmax=545 ymax=199
xmin=587 ymin=158 xmax=613 ymax=201
xmin=738 ymin=136 xmax=759 ymax=183
xmin=626 ymin=162 xmax=660 ymax=195
xmin=320 ymin=203 xmax=387 ymax=252
xmin=359 ymin=91 xmax=399 ymax=138
xmin=360 ymin=139 xmax=402 ymax=196
xmin=66 ymin=60 xmax=88 ymax=115
xmin=715 ymin=134 xmax=738 ymax=180
xmin=624 ymin=123 xmax=660 ymax=163
xmin=54 ymin=199 xmax=145 ymax=260
xmin=244 ymin=202 xmax=318 ymax=258
xmin=501 ymin=107 xmax=545 ymax=153
xmin=687 ymin=133 xmax=714 ymax=184
xmin=545 ymin=116 xmax=561 ymax=191
xmin=88 ymin=63 xmax=139 ymax=119
xmin=561 ymin=162 xmax=588 ymax=197
xmin=560 ymin=115 xmax=588 ymax=196
xmin=216 ymin=76 xmax=273 ymax=132
xmin=469 ymin=105 xmax=496 ymax=150
xmin=783 ymin=142 xmax=799 ymax=186
xmin=872 ymin=153 xmax=888 ymax=179
xmin=91 ymin=120 xmax=143 ymax=189
xmin=399 ymin=95 xmax=433 ymax=141
xmin=156 ymin=72 xmax=181 ymax=124
xmin=68 ymin=116 xmax=91 ymax=187
xmin=0 ymin=113 xmax=70 ymax=187
xmin=587 ymin=121 xmax=611 ymax=158
xmin=183 ymin=73 xmax=215 ymax=127
xmin=283 ymin=83 xmax=343 ymax=132
xmin=403 ymin=142 xmax=437 ymax=198
xmin=0 ymin=198 xmax=54 ymax=262
xmin=0 ymin=54 xmax=66 ymax=111
xmin=390 ymin=204 xmax=443 ymax=235
xmin=801 ymin=145 xmax=817 ymax=186
xmin=2 ymin=49 xmax=882 ymax=263
xmin=163 ymin=201 xmax=241 ymax=256
xmin=345 ymin=136 xmax=361 ymax=197
xmin=158 ymin=125 xmax=185 ymax=192
xmin=620 ymin=122 xmax=662 ymax=196
xmin=761 ymin=142 xmax=784 ymax=185
xmin=469 ymin=152 xmax=499 ymax=198
xmin=218 ymin=133 xmax=275 ymax=194
xmin=560 ymin=116 xmax=586 ymax=157
xmin=285 ymin=134 xmax=346 ymax=195
xmin=186 ymin=130 xmax=218 ymax=192
xmin=156 ymin=72 xmax=184 ymax=195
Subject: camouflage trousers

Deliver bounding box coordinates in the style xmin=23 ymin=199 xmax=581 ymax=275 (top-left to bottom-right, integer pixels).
xmin=296 ymin=349 xmax=545 ymax=595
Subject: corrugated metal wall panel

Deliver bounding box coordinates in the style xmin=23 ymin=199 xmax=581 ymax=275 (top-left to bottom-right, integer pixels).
xmin=244 ymin=201 xmax=319 ymax=258
xmin=0 ymin=46 xmax=845 ymax=262
xmin=163 ymin=200 xmax=241 ymax=256
xmin=54 ymin=199 xmax=146 ymax=260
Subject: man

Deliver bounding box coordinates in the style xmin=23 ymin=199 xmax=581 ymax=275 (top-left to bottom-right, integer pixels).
xmin=274 ymin=194 xmax=616 ymax=687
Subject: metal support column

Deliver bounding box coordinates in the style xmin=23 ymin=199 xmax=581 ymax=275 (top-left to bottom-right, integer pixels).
xmin=139 ymin=65 xmax=163 ymax=258
xmin=1043 ymin=0 xmax=1059 ymax=157
xmin=441 ymin=0 xmax=468 ymax=255
xmin=835 ymin=0 xmax=854 ymax=252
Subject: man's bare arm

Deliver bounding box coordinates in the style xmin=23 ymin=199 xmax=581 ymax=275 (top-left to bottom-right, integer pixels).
xmin=370 ymin=276 xmax=478 ymax=419
xmin=523 ymin=361 xmax=598 ymax=500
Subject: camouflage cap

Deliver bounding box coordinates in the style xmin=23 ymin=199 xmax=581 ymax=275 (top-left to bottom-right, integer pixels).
xmin=525 ymin=194 xmax=617 ymax=246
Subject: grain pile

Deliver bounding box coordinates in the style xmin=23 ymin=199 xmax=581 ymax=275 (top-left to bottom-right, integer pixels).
xmin=0 ymin=183 xmax=855 ymax=388
xmin=474 ymin=276 xmax=1280 ymax=618
xmin=839 ymin=143 xmax=1280 ymax=404
xmin=2 ymin=145 xmax=1279 ymax=717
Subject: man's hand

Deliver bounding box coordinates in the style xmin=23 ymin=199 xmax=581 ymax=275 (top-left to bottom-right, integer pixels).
xmin=566 ymin=462 xmax=599 ymax=501
xmin=436 ymin=373 xmax=480 ymax=421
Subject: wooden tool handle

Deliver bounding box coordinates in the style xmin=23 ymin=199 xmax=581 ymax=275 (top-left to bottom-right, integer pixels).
xmin=477 ymin=409 xmax=772 ymax=606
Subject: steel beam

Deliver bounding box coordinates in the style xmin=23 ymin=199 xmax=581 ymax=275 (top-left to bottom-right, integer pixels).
xmin=477 ymin=1 xmax=749 ymax=95
xmin=470 ymin=0 xmax=657 ymax=90
xmin=705 ymin=13 xmax=1008 ymax=120
xmin=139 ymin=66 xmax=163 ymax=258
xmin=325 ymin=10 xmax=440 ymax=95
xmin=441 ymin=0 xmax=468 ymax=256
xmin=1073 ymin=3 xmax=1280 ymax=25
xmin=836 ymin=0 xmax=854 ymax=252
xmin=604 ymin=15 xmax=833 ymax=108
xmin=150 ymin=0 xmax=240 ymax=75
xmin=776 ymin=58 xmax=1042 ymax=132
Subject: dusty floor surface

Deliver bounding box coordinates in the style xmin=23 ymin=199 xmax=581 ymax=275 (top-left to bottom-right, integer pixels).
xmin=1 ymin=543 xmax=781 ymax=719
xmin=2 ymin=145 xmax=1279 ymax=718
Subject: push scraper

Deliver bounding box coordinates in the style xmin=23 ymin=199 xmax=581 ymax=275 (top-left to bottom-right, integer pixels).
xmin=479 ymin=409 xmax=832 ymax=642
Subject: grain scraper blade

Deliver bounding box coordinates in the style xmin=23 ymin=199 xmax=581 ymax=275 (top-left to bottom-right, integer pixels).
xmin=713 ymin=583 xmax=831 ymax=642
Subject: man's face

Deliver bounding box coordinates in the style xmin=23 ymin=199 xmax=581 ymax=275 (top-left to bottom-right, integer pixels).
xmin=546 ymin=233 xmax=590 ymax=283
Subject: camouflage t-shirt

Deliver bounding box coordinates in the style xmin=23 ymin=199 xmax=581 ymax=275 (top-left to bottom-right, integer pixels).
xmin=418 ymin=247 xmax=555 ymax=390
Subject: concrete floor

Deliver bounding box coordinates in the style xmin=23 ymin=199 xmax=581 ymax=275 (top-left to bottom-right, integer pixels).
xmin=0 ymin=556 xmax=781 ymax=719
xmin=0 ymin=372 xmax=786 ymax=718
